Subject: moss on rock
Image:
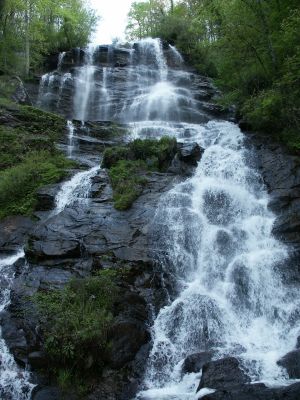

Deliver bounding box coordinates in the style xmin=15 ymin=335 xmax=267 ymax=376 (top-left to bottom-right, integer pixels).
xmin=102 ymin=137 xmax=176 ymax=210
xmin=0 ymin=101 xmax=73 ymax=219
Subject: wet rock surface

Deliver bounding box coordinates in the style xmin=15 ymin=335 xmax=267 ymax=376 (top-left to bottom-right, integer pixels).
xmin=198 ymin=357 xmax=250 ymax=391
xmin=0 ymin=216 xmax=34 ymax=255
xmin=201 ymin=382 xmax=300 ymax=400
xmin=277 ymin=349 xmax=300 ymax=379
xmin=182 ymin=351 xmax=213 ymax=374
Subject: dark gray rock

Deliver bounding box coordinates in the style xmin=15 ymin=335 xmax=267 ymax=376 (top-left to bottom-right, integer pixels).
xmin=238 ymin=119 xmax=252 ymax=131
xmin=0 ymin=216 xmax=34 ymax=254
xmin=182 ymin=351 xmax=213 ymax=374
xmin=32 ymin=386 xmax=77 ymax=400
xmin=277 ymin=349 xmax=300 ymax=378
xmin=197 ymin=357 xmax=250 ymax=391
xmin=201 ymin=382 xmax=300 ymax=400
xmin=35 ymin=184 xmax=61 ymax=211
xmin=177 ymin=142 xmax=204 ymax=166
xmin=28 ymin=351 xmax=47 ymax=370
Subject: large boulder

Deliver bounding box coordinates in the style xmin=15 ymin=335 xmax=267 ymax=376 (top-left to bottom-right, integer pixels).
xmin=35 ymin=184 xmax=61 ymax=211
xmin=177 ymin=142 xmax=204 ymax=166
xmin=200 ymin=382 xmax=300 ymax=400
xmin=277 ymin=349 xmax=300 ymax=379
xmin=197 ymin=357 xmax=250 ymax=391
xmin=0 ymin=216 xmax=34 ymax=254
xmin=182 ymin=351 xmax=213 ymax=374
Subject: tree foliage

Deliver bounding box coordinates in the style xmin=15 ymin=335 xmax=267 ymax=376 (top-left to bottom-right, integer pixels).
xmin=126 ymin=0 xmax=300 ymax=145
xmin=0 ymin=0 xmax=98 ymax=75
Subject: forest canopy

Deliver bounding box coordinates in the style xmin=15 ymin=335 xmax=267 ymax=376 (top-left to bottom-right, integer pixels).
xmin=0 ymin=0 xmax=98 ymax=75
xmin=126 ymin=0 xmax=300 ymax=144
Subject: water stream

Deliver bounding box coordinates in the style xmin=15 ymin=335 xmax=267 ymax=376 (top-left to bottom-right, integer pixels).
xmin=0 ymin=251 xmax=34 ymax=400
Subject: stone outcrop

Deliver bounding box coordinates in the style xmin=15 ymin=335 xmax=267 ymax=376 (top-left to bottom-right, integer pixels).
xmin=201 ymin=382 xmax=300 ymax=400
xmin=197 ymin=357 xmax=250 ymax=392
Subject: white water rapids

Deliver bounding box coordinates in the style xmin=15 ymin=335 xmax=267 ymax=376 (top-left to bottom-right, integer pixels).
xmin=136 ymin=121 xmax=300 ymax=399
xmin=0 ymin=251 xmax=34 ymax=399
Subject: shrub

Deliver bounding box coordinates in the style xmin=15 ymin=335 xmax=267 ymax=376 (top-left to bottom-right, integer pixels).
xmin=109 ymin=160 xmax=147 ymax=210
xmin=102 ymin=146 xmax=132 ymax=169
xmin=242 ymin=89 xmax=284 ymax=133
xmin=33 ymin=270 xmax=118 ymax=381
xmin=0 ymin=151 xmax=74 ymax=219
xmin=103 ymin=137 xmax=176 ymax=210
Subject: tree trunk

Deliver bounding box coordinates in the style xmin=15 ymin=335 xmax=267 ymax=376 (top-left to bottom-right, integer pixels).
xmin=170 ymin=0 xmax=174 ymax=13
xmin=24 ymin=1 xmax=30 ymax=76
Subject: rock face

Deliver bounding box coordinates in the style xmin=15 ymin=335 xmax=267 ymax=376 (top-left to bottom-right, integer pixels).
xmin=248 ymin=134 xmax=300 ymax=289
xmin=201 ymin=382 xmax=300 ymax=400
xmin=177 ymin=142 xmax=204 ymax=166
xmin=182 ymin=351 xmax=213 ymax=374
xmin=0 ymin=216 xmax=34 ymax=254
xmin=277 ymin=349 xmax=300 ymax=378
xmin=35 ymin=184 xmax=61 ymax=211
xmin=197 ymin=357 xmax=250 ymax=391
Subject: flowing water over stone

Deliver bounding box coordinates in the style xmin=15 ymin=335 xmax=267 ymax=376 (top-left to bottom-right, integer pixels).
xmin=0 ymin=251 xmax=34 ymax=399
xmin=53 ymin=165 xmax=100 ymax=216
xmin=136 ymin=121 xmax=299 ymax=399
xmin=6 ymin=38 xmax=300 ymax=398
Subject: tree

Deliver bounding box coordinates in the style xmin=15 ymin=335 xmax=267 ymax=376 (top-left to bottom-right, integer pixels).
xmin=0 ymin=0 xmax=98 ymax=76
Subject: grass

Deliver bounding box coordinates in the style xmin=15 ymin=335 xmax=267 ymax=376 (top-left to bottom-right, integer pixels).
xmin=102 ymin=137 xmax=177 ymax=210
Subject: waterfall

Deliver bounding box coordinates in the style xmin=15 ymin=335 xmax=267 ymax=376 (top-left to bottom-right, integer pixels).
xmin=73 ymin=46 xmax=97 ymax=122
xmin=136 ymin=121 xmax=298 ymax=399
xmin=33 ymin=38 xmax=300 ymax=398
xmin=99 ymin=67 xmax=111 ymax=120
xmin=57 ymin=51 xmax=66 ymax=71
xmin=66 ymin=120 xmax=75 ymax=157
xmin=0 ymin=251 xmax=35 ymax=399
xmin=53 ymin=165 xmax=100 ymax=216
xmin=169 ymin=44 xmax=184 ymax=66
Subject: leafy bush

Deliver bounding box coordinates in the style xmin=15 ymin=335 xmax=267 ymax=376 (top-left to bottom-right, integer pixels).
xmin=0 ymin=151 xmax=74 ymax=219
xmin=242 ymin=89 xmax=284 ymax=132
xmin=109 ymin=160 xmax=147 ymax=210
xmin=103 ymin=137 xmax=176 ymax=210
xmin=33 ymin=270 xmax=118 ymax=381
xmin=102 ymin=146 xmax=132 ymax=169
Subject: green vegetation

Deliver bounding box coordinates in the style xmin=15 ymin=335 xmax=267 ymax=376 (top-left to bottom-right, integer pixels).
xmin=0 ymin=151 xmax=73 ymax=219
xmin=0 ymin=100 xmax=74 ymax=219
xmin=0 ymin=0 xmax=98 ymax=76
xmin=102 ymin=137 xmax=177 ymax=210
xmin=33 ymin=270 xmax=118 ymax=392
xmin=127 ymin=1 xmax=300 ymax=148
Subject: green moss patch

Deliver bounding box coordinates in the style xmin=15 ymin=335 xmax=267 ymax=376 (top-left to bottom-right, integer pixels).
xmin=102 ymin=137 xmax=177 ymax=210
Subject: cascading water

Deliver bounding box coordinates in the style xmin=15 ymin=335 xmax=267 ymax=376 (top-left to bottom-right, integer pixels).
xmin=73 ymin=45 xmax=97 ymax=121
xmin=136 ymin=121 xmax=300 ymax=399
xmin=66 ymin=120 xmax=75 ymax=157
xmin=34 ymin=38 xmax=300 ymax=398
xmin=0 ymin=251 xmax=34 ymax=399
xmin=53 ymin=165 xmax=99 ymax=216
